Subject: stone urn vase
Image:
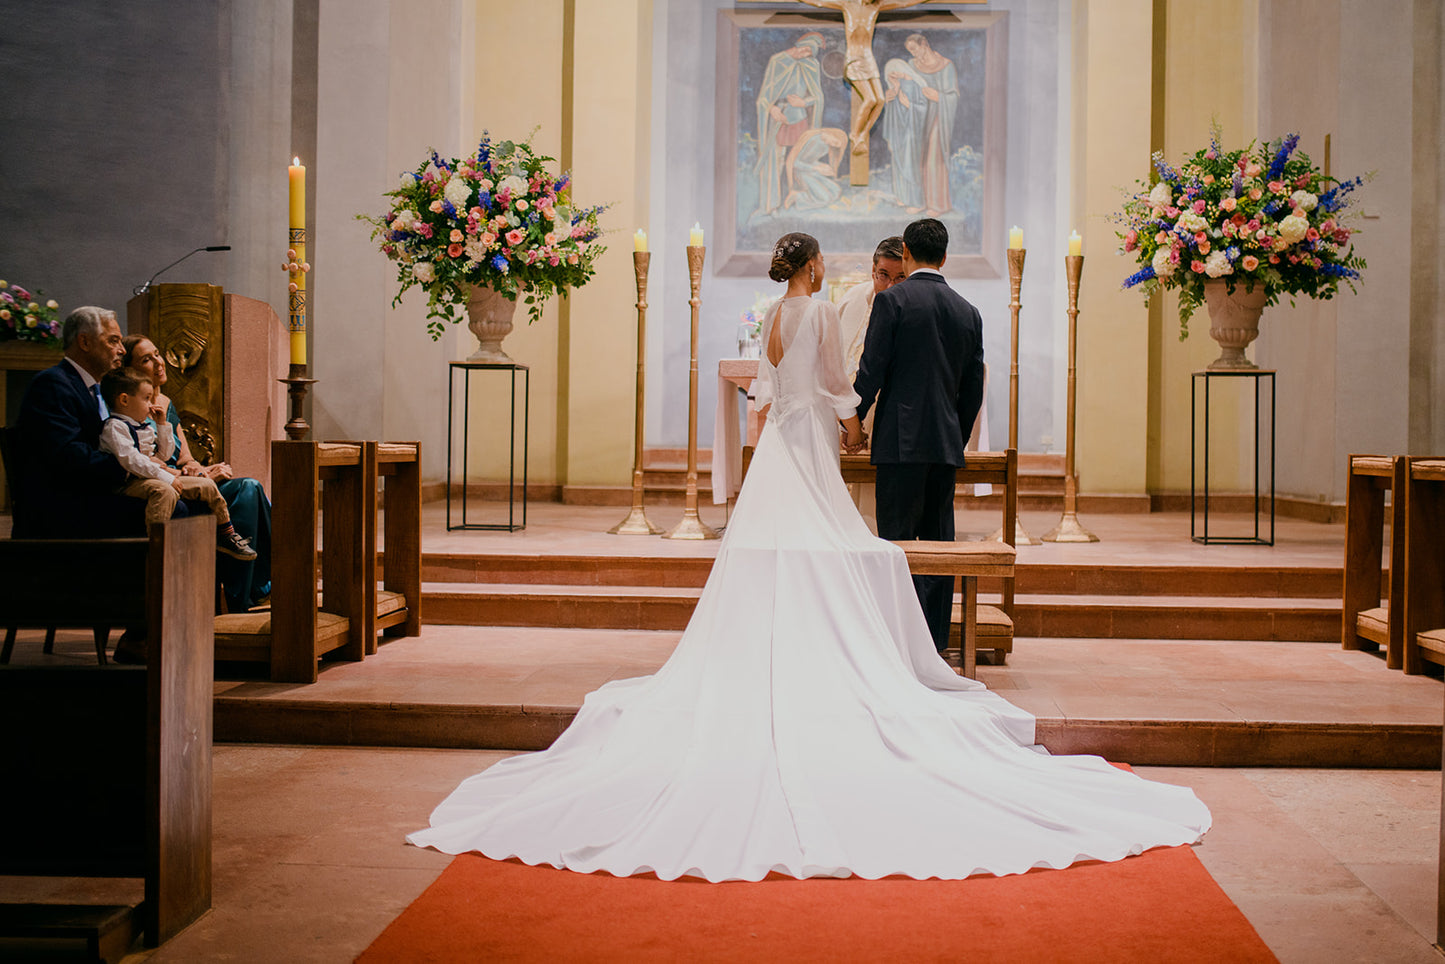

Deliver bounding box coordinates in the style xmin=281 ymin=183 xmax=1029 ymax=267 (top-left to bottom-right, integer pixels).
xmin=1203 ymin=280 xmax=1269 ymax=370
xmin=465 ymin=284 xmax=519 ymax=364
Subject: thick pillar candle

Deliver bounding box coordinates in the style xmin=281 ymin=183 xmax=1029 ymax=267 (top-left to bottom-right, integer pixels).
xmin=634 ymin=229 xmax=648 ymax=252
xmin=288 ymin=157 xmax=307 ymax=365
xmin=689 ymin=222 xmax=704 ymax=247
xmin=1068 ymin=230 xmax=1082 ymax=257
xmin=1009 ymin=225 xmax=1023 ymax=249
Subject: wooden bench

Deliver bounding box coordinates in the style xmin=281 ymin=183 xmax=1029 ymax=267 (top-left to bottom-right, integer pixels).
xmin=0 ymin=515 xmax=214 ymax=958
xmin=844 ymin=450 xmax=1019 ymax=664
xmin=889 ymin=540 xmax=1016 ymax=679
xmin=369 ymin=441 xmax=423 ymax=652
xmin=1402 ymin=458 xmax=1445 ymax=676
xmin=214 ymin=441 xmax=368 ymax=682
xmin=1342 ymin=454 xmax=1408 ymax=667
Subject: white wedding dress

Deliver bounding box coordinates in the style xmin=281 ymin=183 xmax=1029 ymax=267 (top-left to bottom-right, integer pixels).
xmin=409 ymin=295 xmax=1210 ymax=881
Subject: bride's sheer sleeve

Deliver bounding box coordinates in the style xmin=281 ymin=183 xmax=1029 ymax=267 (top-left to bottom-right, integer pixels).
xmin=752 ymin=301 xmax=780 ymax=414
xmin=816 ymin=301 xmax=860 ymax=419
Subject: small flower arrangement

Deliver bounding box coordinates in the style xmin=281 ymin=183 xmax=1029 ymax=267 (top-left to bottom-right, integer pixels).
xmin=0 ymin=280 xmax=62 ymax=346
xmin=1116 ymin=124 xmax=1367 ymax=338
xmin=740 ymin=292 xmax=777 ymax=338
xmin=361 ymin=130 xmax=608 ymax=340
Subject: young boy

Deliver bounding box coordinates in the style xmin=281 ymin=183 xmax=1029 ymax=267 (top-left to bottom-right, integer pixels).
xmin=98 ymin=368 xmax=256 ymax=560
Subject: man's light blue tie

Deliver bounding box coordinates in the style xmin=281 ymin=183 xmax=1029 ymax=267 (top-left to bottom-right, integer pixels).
xmin=91 ymin=383 xmax=108 ymax=419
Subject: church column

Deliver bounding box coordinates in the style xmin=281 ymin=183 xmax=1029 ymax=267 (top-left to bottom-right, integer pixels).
xmin=1073 ymin=0 xmax=1156 ymax=496
xmin=559 ymin=0 xmax=654 ymax=493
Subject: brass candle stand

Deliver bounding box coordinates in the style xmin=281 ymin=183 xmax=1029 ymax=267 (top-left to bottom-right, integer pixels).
xmin=280 ymin=229 xmax=315 ymax=440
xmin=664 ymin=245 xmax=720 ymax=540
xmin=1043 ymin=254 xmax=1099 ymax=542
xmin=993 ymin=246 xmax=1039 ymax=545
xmin=610 ymin=251 xmax=663 ymax=534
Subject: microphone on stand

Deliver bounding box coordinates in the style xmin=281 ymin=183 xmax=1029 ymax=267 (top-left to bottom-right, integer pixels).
xmin=133 ymin=245 xmax=231 ymax=296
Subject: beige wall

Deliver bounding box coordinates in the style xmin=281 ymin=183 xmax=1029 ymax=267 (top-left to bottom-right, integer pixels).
xmin=1074 ymin=0 xmax=1155 ymax=495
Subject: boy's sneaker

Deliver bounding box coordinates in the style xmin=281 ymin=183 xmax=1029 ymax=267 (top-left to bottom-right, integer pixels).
xmin=218 ymin=528 xmax=259 ymax=561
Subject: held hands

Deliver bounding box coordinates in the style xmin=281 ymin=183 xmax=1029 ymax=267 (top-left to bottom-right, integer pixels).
xmin=840 ymin=421 xmax=868 ymax=455
xmin=205 ymin=462 xmax=233 ymax=481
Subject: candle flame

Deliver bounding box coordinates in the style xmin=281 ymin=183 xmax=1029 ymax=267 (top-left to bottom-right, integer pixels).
xmin=292 ymin=156 xmax=301 ymax=166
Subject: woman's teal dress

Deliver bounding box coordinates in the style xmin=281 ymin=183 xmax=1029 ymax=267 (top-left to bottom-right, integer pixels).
xmin=162 ymin=403 xmax=272 ymax=611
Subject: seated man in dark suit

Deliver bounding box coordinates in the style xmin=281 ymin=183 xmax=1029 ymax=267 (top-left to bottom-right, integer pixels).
xmin=11 ymin=305 xmax=185 ymax=539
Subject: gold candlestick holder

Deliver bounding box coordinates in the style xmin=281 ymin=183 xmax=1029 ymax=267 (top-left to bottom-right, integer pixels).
xmin=611 ymin=251 xmax=663 ymax=534
xmin=992 ymin=246 xmax=1039 ymax=545
xmin=1043 ymin=254 xmax=1099 ymax=542
xmin=664 ymin=244 xmax=720 ymax=540
xmin=279 ymin=229 xmax=314 ymax=440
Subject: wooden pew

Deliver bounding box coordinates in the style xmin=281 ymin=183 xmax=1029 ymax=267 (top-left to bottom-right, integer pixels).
xmin=371 ymin=441 xmax=423 ymax=652
xmin=1402 ymin=458 xmax=1445 ymax=676
xmin=214 ymin=441 xmax=368 ymax=682
xmin=842 ymin=450 xmax=1019 ymax=664
xmin=889 ymin=540 xmax=1016 ymax=679
xmin=1341 ymin=454 xmax=1407 ymax=667
xmin=0 ymin=515 xmax=214 ymax=957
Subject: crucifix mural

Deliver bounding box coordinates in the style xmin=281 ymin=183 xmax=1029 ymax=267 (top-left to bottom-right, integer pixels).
xmin=796 ymin=0 xmax=933 ymax=186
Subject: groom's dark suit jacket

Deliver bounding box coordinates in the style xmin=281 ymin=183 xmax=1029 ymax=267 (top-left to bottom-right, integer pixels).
xmin=11 ymin=360 xmax=139 ymax=538
xmin=853 ymin=271 xmax=985 ymax=466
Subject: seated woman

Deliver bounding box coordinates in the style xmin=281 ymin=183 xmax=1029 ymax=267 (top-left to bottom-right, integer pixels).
xmin=122 ymin=335 xmax=272 ymax=612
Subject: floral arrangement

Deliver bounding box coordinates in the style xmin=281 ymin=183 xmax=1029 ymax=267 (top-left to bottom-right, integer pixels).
xmin=361 ymin=130 xmax=607 ymax=340
xmin=0 ymin=280 xmax=61 ymax=346
xmin=1116 ymin=124 xmax=1367 ymax=338
xmin=740 ymin=292 xmax=777 ymax=338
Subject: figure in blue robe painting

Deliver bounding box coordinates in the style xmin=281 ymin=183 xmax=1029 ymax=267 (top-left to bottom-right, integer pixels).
xmin=785 ymin=127 xmax=848 ymax=211
xmin=882 ymin=33 xmax=959 ymax=216
xmin=754 ymin=32 xmax=826 ymax=220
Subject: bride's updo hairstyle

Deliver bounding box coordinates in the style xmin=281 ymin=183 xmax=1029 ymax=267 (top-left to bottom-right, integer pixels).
xmin=768 ymin=232 xmax=819 ymax=283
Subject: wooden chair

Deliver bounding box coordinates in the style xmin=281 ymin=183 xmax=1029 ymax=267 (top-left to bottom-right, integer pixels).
xmin=0 ymin=515 xmax=214 ymax=955
xmin=370 ymin=441 xmax=423 ymax=652
xmin=949 ymin=449 xmax=1018 ymax=665
xmin=840 ymin=450 xmax=1019 ymax=667
xmin=1341 ymin=454 xmax=1408 ymax=668
xmin=892 ymin=540 xmax=1016 ymax=679
xmin=213 ymin=441 xmax=369 ymax=682
xmin=1402 ymin=458 xmax=1445 ymax=675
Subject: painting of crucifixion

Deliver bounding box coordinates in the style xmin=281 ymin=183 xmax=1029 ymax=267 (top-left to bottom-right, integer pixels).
xmin=714 ymin=7 xmax=1007 ymax=279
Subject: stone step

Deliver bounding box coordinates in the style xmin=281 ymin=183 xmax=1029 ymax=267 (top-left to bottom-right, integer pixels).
xmin=419 ymin=582 xmax=1341 ymax=641
xmin=418 ymin=553 xmax=1340 ymax=598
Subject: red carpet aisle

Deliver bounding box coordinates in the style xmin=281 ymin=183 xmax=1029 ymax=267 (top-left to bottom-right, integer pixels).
xmin=358 ymin=845 xmax=1275 ymax=963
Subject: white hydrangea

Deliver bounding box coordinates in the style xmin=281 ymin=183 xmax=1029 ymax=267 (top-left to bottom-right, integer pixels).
xmin=1203 ymin=250 xmax=1233 ymax=278
xmin=497 ymin=174 xmax=528 ymax=197
xmin=1289 ymin=190 xmax=1318 ymax=212
xmin=392 ymin=208 xmax=418 ymax=232
xmin=464 ymin=238 xmax=487 ymax=261
xmin=1151 ymin=247 xmax=1174 ymax=278
xmin=1148 ymin=182 xmax=1173 ymax=208
xmin=1176 ymin=212 xmax=1208 ymax=233
xmin=399 ymin=171 xmax=418 ymax=191
xmin=1278 ymin=214 xmax=1308 ymax=244
xmin=412 ymin=262 xmax=435 ymax=283
xmin=443 ymin=177 xmax=472 ymax=209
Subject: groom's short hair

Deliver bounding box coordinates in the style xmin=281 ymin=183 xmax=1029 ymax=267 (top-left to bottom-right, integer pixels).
xmin=903 ymin=219 xmax=948 ymax=266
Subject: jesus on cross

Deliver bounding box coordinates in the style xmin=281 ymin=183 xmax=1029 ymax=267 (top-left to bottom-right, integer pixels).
xmin=795 ymin=0 xmax=930 ymax=185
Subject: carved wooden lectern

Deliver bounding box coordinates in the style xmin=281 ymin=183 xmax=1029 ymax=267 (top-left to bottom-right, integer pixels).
xmin=126 ymin=284 xmax=288 ymax=488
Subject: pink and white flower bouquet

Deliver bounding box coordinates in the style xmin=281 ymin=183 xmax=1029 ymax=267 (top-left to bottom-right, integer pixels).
xmin=0 ymin=280 xmax=61 ymax=346
xmin=362 ymin=131 xmax=607 ymax=340
xmin=1116 ymin=125 xmax=1367 ymax=338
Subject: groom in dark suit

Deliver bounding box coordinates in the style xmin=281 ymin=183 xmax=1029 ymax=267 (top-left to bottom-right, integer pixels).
xmin=853 ymin=218 xmax=986 ymax=652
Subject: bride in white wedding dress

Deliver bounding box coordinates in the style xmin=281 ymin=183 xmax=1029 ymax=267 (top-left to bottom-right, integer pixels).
xmin=408 ymin=233 xmax=1210 ymax=882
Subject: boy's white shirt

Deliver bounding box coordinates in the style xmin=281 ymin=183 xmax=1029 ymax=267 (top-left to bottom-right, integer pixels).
xmin=99 ymin=413 xmax=177 ymax=483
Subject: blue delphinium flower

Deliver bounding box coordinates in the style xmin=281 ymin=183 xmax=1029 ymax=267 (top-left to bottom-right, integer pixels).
xmin=1318 ymin=176 xmax=1362 ymax=214
xmin=491 ymin=254 xmax=509 ymax=273
xmin=1123 ymin=265 xmax=1157 ymax=289
xmin=1225 ymin=246 xmax=1240 ymax=262
xmin=476 ymin=190 xmax=491 ymax=209
xmin=1267 ymin=133 xmax=1299 ymax=180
